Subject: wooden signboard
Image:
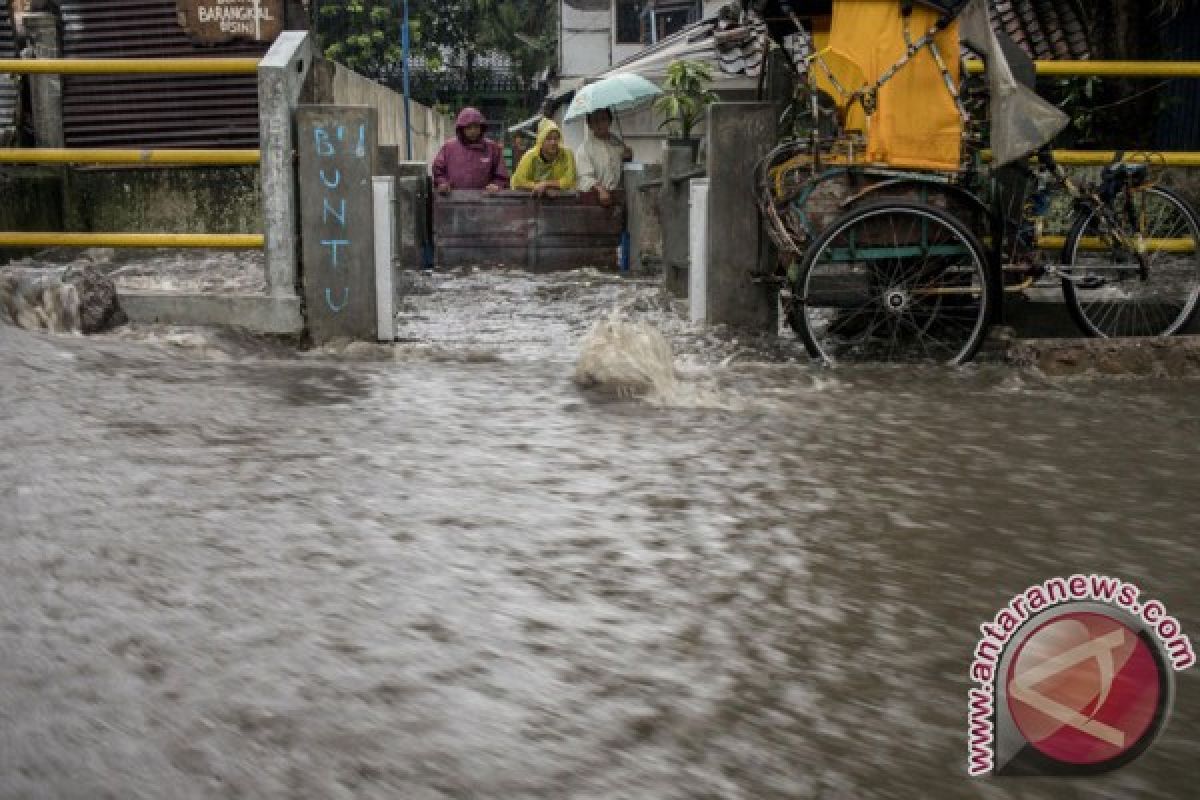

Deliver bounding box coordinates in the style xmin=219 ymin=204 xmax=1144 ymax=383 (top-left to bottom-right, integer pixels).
xmin=175 ymin=0 xmax=284 ymax=44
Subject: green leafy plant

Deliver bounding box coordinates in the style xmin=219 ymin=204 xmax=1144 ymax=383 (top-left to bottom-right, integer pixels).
xmin=316 ymin=1 xmax=403 ymax=72
xmin=654 ymin=59 xmax=718 ymax=140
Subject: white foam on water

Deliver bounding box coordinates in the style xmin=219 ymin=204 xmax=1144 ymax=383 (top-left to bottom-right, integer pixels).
xmin=574 ymin=310 xmax=742 ymax=410
xmin=0 ymin=274 xmax=81 ymax=334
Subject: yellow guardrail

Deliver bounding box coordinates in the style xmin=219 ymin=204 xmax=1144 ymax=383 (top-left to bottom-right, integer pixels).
xmin=1038 ymin=235 xmax=1197 ymax=253
xmin=0 ymin=233 xmax=264 ymax=249
xmin=982 ymin=150 xmax=1200 ymax=167
xmin=0 ymin=57 xmax=263 ymax=249
xmin=0 ymin=58 xmax=259 ymax=75
xmin=965 ymin=60 xmax=1200 ymax=78
xmin=0 ymin=148 xmax=261 ymax=165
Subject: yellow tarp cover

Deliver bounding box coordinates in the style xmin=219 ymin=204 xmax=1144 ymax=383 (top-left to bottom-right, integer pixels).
xmin=816 ymin=1 xmax=963 ymax=171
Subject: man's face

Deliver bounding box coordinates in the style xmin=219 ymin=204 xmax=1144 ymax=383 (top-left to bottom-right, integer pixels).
xmin=589 ymin=112 xmax=612 ymax=138
xmin=542 ymin=131 xmax=560 ymax=158
xmin=463 ymin=124 xmax=482 ymax=142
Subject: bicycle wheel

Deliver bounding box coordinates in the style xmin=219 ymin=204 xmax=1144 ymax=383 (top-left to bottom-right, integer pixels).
xmin=791 ymin=201 xmax=994 ymax=365
xmin=1062 ymin=185 xmax=1200 ymax=337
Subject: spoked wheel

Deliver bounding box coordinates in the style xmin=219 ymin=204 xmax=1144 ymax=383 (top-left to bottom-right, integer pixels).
xmin=790 ymin=202 xmax=994 ymax=365
xmin=1062 ymin=185 xmax=1200 ymax=337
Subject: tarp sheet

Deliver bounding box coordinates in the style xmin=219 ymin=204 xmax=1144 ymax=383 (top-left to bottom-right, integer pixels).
xmin=957 ymin=0 xmax=1068 ymax=167
xmin=822 ymin=0 xmax=964 ymax=170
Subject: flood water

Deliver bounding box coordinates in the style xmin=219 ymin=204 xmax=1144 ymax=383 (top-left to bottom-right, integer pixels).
xmin=2 ymin=263 xmax=1198 ymax=799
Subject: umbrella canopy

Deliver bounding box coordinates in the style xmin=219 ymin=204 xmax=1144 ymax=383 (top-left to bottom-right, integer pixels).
xmin=563 ymin=73 xmax=662 ymax=122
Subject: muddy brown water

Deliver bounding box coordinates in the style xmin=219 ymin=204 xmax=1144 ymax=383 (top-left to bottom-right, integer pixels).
xmin=2 ymin=266 xmax=1198 ymax=799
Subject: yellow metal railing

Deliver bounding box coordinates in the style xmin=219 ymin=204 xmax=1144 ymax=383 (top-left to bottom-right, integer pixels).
xmin=0 ymin=58 xmax=259 ymax=74
xmin=982 ymin=150 xmax=1200 ymax=167
xmin=965 ymin=60 xmax=1200 ymax=78
xmin=0 ymin=57 xmax=263 ymax=248
xmin=0 ymin=148 xmax=261 ymax=165
xmin=0 ymin=233 xmax=264 ymax=248
xmin=1038 ymin=235 xmax=1197 ymax=254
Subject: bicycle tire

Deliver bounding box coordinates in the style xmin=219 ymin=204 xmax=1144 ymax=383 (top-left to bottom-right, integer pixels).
xmin=790 ymin=201 xmax=994 ymax=366
xmin=1061 ymin=185 xmax=1200 ymax=338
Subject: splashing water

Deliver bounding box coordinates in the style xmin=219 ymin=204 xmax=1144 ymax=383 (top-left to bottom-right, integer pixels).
xmin=574 ymin=310 xmax=742 ymax=409
xmin=574 ymin=310 xmax=676 ymax=398
xmin=0 ymin=273 xmax=80 ymax=334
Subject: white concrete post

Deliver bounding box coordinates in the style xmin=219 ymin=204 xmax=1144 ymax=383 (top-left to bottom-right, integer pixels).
xmin=373 ymin=175 xmax=396 ymax=342
xmin=689 ymin=178 xmax=710 ymax=323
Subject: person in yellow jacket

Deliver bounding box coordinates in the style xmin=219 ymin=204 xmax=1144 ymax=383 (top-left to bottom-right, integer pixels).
xmin=511 ymin=119 xmax=576 ymax=196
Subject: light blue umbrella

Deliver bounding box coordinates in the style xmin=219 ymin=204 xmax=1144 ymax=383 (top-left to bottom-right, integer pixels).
xmin=563 ymin=73 xmax=662 ymax=122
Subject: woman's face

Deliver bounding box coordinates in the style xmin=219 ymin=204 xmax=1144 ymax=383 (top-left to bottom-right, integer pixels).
xmin=542 ymin=131 xmax=560 ymax=158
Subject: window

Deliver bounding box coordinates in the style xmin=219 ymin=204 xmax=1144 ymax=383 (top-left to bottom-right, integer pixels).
xmin=652 ymin=2 xmax=699 ymax=41
xmin=616 ymin=1 xmax=647 ymax=45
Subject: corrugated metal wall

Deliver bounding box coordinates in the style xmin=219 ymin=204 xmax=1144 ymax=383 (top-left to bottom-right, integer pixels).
xmin=0 ymin=0 xmax=18 ymax=142
xmin=1156 ymin=11 xmax=1200 ymax=151
xmin=59 ymin=0 xmax=271 ymax=149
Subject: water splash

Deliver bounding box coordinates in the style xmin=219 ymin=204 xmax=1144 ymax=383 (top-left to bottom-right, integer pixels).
xmin=574 ymin=310 xmax=741 ymax=409
xmin=0 ymin=273 xmax=80 ymax=334
xmin=575 ymin=310 xmax=675 ymax=398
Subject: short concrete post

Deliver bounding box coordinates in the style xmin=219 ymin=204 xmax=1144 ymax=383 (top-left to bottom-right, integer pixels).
xmin=296 ymin=105 xmax=379 ymax=343
xmin=373 ymin=175 xmax=396 ymax=341
xmin=660 ymin=144 xmax=694 ymax=297
xmin=23 ymin=13 xmax=63 ymax=149
xmin=394 ymin=176 xmax=422 ymax=269
xmin=623 ymin=163 xmax=649 ymax=274
xmin=258 ymin=31 xmax=312 ymax=298
xmin=704 ymin=103 xmax=778 ymax=331
xmin=396 ymin=161 xmax=431 ymax=268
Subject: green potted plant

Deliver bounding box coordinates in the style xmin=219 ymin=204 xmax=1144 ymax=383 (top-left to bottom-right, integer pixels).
xmin=654 ymin=59 xmax=718 ymax=159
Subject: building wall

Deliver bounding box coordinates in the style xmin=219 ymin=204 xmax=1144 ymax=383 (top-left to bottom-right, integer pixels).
xmin=561 ymin=1 xmax=612 ymax=80
xmin=561 ymin=1 xmax=727 ymax=81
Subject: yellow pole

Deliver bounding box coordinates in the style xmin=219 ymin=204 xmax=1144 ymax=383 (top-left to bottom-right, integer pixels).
xmin=0 ymin=148 xmax=261 ymax=165
xmin=965 ymin=60 xmax=1200 ymax=78
xmin=0 ymin=232 xmax=264 ymax=248
xmin=0 ymin=58 xmax=260 ymax=75
xmin=1038 ymin=235 xmax=1196 ymax=253
xmin=981 ymin=150 xmax=1200 ymax=167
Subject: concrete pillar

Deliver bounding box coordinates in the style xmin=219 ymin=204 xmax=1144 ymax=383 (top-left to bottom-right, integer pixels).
xmin=374 ymin=146 xmax=429 ymax=268
xmin=623 ymin=162 xmax=662 ymax=275
xmin=660 ymin=144 xmax=693 ymax=297
xmin=372 ymin=175 xmax=396 ymax=341
xmin=23 ymin=13 xmax=63 ymax=148
xmin=395 ymin=176 xmax=422 ymax=269
xmin=258 ymin=31 xmax=312 ymax=298
xmin=703 ymin=103 xmax=778 ymax=331
xmin=396 ymin=160 xmax=431 ymax=268
xmin=296 ymin=105 xmax=379 ymax=343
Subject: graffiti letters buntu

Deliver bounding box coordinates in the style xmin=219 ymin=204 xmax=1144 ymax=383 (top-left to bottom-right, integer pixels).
xmin=314 ymin=124 xmax=368 ymax=314
xmin=175 ymin=0 xmax=284 ymax=44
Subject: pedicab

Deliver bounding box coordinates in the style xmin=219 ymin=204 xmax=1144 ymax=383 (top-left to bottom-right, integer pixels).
xmin=751 ymin=0 xmax=1200 ymax=365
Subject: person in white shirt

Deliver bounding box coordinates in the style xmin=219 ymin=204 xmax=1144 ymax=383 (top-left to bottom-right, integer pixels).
xmin=574 ymin=108 xmax=633 ymax=207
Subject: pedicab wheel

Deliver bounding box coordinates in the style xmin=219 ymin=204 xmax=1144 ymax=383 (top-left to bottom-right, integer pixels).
xmin=1061 ymin=185 xmax=1200 ymax=338
xmin=789 ymin=201 xmax=994 ymax=366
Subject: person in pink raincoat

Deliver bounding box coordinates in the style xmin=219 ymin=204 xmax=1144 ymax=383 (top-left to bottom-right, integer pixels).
xmin=431 ymin=107 xmax=509 ymax=193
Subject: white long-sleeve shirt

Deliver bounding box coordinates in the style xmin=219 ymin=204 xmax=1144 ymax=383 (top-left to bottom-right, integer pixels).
xmin=575 ymin=134 xmax=626 ymax=192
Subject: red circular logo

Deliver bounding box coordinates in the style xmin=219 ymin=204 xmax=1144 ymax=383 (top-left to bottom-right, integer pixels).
xmin=1006 ymin=611 xmax=1163 ymax=766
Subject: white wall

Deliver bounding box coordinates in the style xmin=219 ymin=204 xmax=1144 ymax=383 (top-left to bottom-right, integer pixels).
xmin=564 ymin=1 xmax=733 ymax=79
xmin=328 ymin=64 xmax=453 ymax=165
xmin=561 ymin=3 xmax=612 ymax=79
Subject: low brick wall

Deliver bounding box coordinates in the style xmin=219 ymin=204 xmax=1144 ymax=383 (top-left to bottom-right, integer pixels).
xmin=433 ymin=190 xmax=624 ymax=271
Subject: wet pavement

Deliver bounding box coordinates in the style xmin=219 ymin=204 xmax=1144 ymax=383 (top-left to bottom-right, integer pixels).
xmin=2 ymin=263 xmax=1199 ymax=799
